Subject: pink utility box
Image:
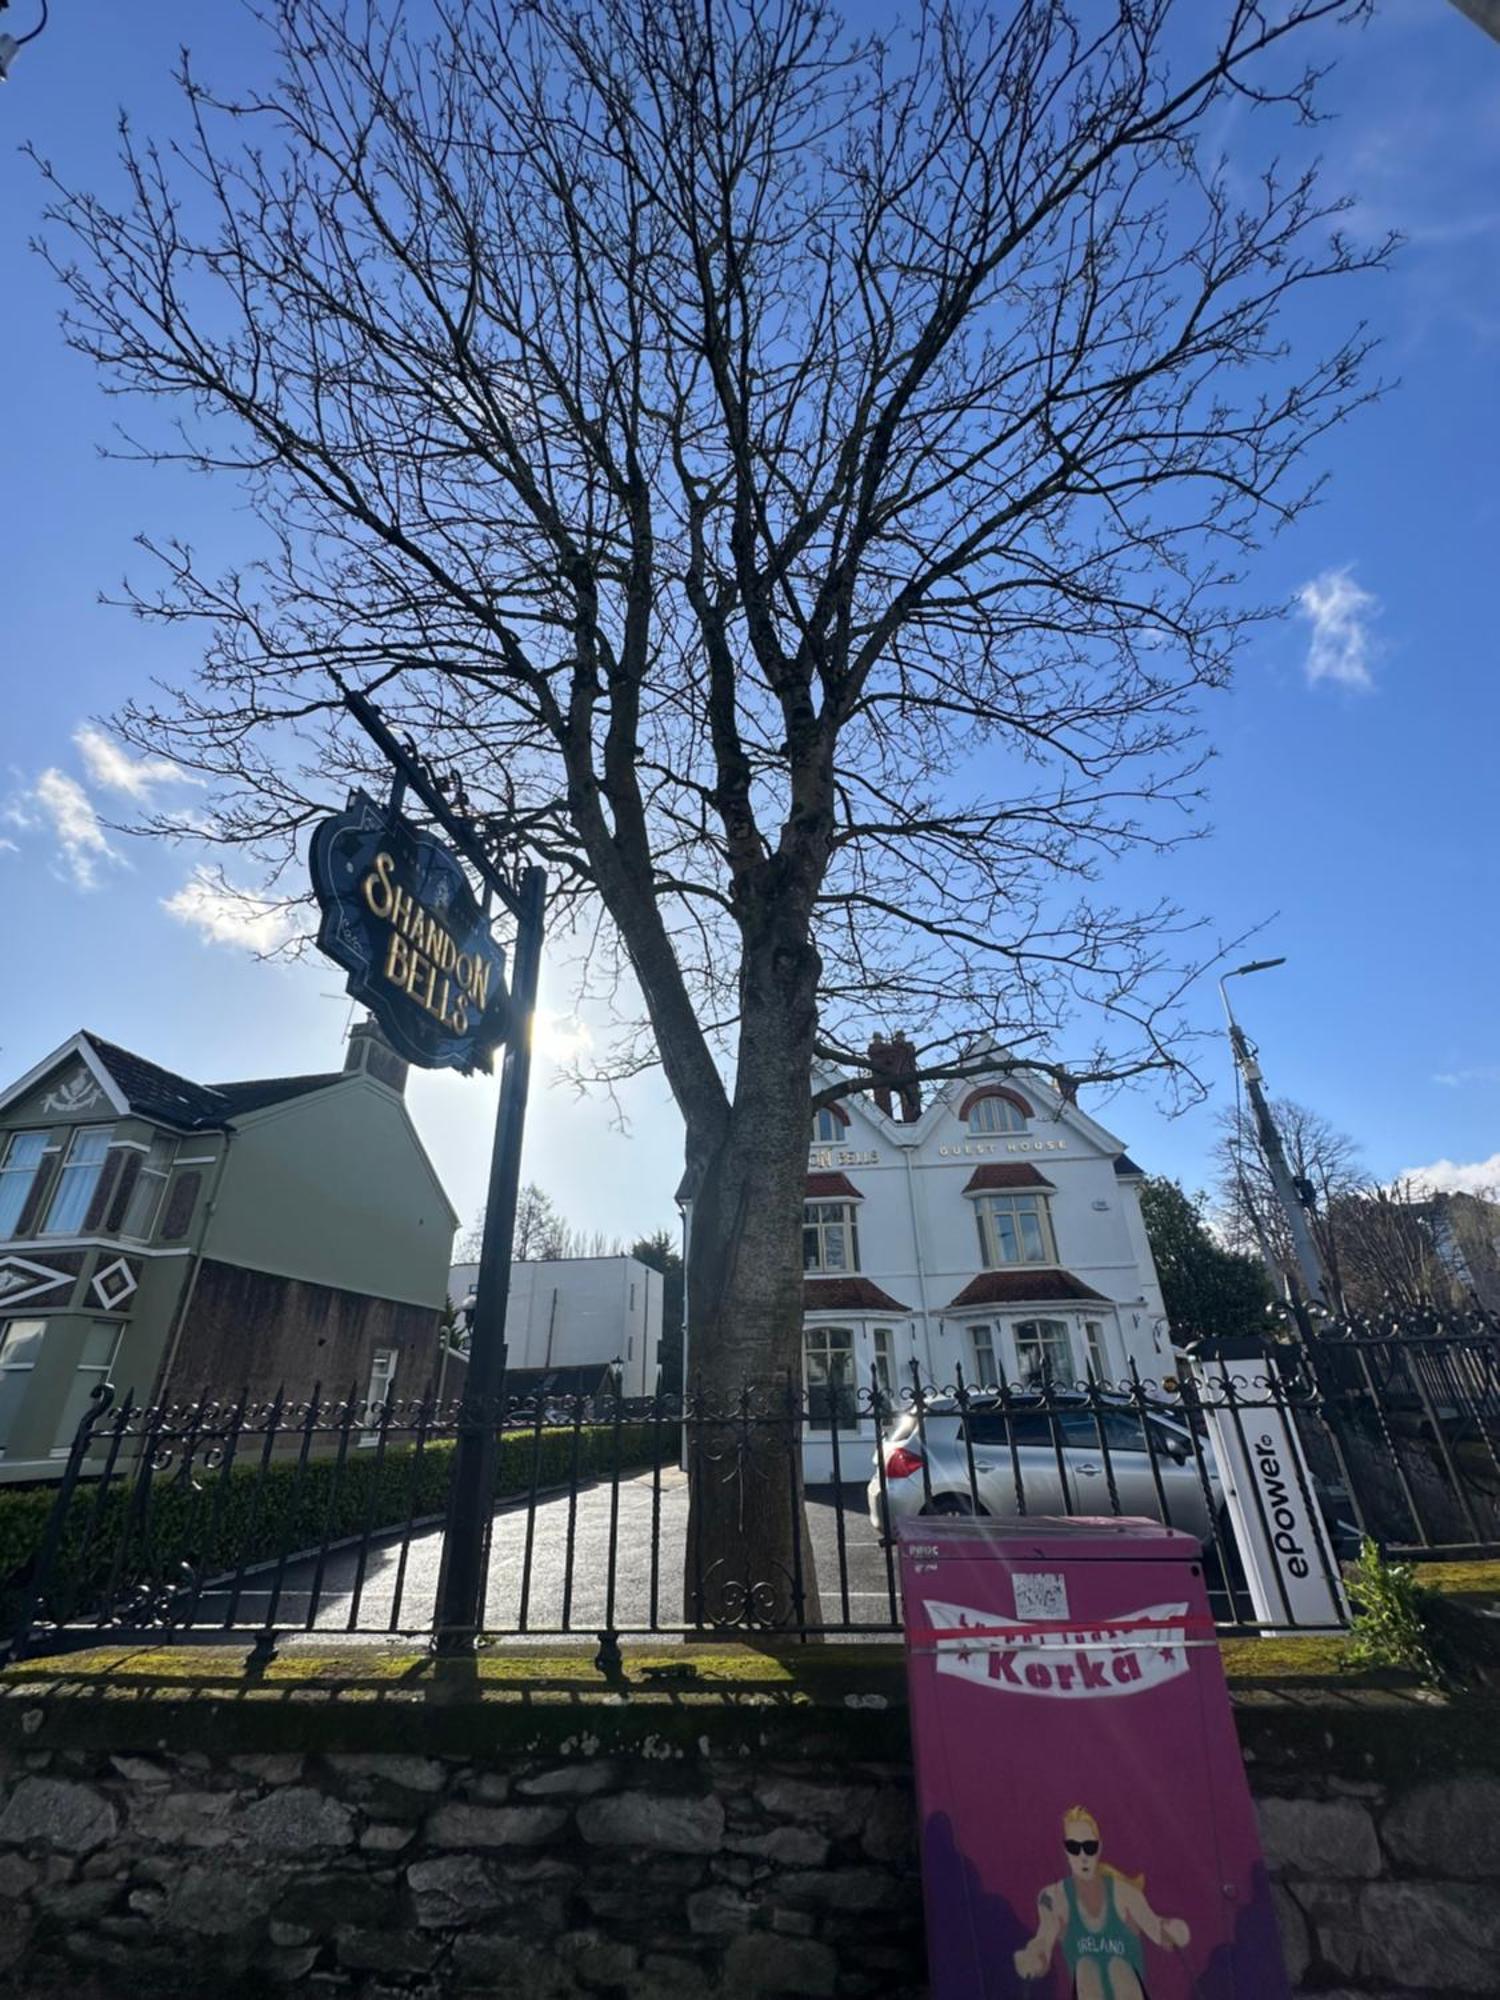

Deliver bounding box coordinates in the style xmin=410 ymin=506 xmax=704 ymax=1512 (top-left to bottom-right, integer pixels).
xmin=897 ymin=1516 xmax=1287 ymax=2000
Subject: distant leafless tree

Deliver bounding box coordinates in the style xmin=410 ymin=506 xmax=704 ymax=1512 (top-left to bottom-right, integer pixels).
xmin=1214 ymin=1097 xmax=1366 ymax=1301
xmin=39 ymin=0 xmax=1387 ymax=1618
xmin=1330 ymin=1180 xmax=1500 ymax=1316
xmin=460 ymin=1182 xmax=574 ymax=1263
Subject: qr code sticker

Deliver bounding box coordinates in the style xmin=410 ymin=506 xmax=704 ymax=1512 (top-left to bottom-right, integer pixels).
xmin=1013 ymin=1571 xmax=1069 ymax=1623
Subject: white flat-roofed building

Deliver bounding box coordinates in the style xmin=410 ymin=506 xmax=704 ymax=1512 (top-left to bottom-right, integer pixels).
xmin=447 ymin=1253 xmax=664 ymax=1403
xmin=683 ymin=1041 xmax=1169 ymax=1481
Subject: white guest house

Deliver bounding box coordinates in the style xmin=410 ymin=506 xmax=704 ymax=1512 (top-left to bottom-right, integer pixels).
xmin=684 ymin=1038 xmax=1169 ymax=1481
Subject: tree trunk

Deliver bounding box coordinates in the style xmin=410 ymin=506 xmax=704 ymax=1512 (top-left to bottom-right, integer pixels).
xmin=682 ymin=925 xmax=823 ymax=1631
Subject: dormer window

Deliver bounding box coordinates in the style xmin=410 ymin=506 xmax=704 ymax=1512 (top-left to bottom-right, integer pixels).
xmin=811 ymin=1105 xmax=847 ymax=1144
xmin=964 ymin=1088 xmax=1030 ymax=1136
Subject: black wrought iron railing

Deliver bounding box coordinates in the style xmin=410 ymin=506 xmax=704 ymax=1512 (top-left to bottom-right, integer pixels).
xmin=3 ymin=1316 xmax=1497 ymax=1662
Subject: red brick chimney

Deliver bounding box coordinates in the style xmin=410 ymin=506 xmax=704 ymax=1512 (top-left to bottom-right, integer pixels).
xmin=868 ymin=1031 xmax=921 ymax=1122
xmin=867 ymin=1034 xmax=894 ymax=1118
xmin=344 ymin=1016 xmax=408 ymax=1095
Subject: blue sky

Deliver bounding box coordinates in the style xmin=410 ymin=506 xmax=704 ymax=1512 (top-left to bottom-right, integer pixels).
xmin=2 ymin=0 xmax=1497 ymax=1240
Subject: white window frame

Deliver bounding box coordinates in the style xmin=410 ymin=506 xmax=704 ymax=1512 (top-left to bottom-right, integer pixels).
xmin=804 ymin=1324 xmax=857 ymax=1432
xmin=811 ymin=1106 xmax=844 ymax=1144
xmin=1083 ymin=1319 xmax=1111 ymax=1385
xmin=0 ymin=1317 xmax=47 ymax=1456
xmin=0 ymin=1131 xmax=48 ymax=1240
xmin=968 ymin=1094 xmax=1026 ymax=1136
xmin=362 ymin=1348 xmax=399 ymax=1443
xmin=42 ymin=1126 xmax=116 ymax=1237
xmin=50 ymin=1322 xmax=123 ymax=1457
xmin=803 ymin=1200 xmax=860 ymax=1274
xmin=974 ymin=1191 xmax=1056 ymax=1268
xmin=122 ymin=1134 xmax=174 ymax=1241
xmin=1013 ymin=1317 xmax=1075 ymax=1388
xmin=871 ymin=1325 xmax=897 ymax=1402
xmin=969 ymin=1324 xmax=998 ymax=1389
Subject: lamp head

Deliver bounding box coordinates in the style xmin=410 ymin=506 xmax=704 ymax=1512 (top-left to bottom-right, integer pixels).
xmin=1227 ymin=956 xmax=1287 ymax=981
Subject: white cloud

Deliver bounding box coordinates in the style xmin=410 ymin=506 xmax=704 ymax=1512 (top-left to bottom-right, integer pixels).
xmin=1296 ymin=567 xmax=1378 ymax=691
xmin=162 ymin=866 xmax=298 ymax=954
xmin=0 ymin=837 xmax=17 ymax=857
xmin=1398 ymin=1152 xmax=1500 ymax=1200
xmin=33 ymin=768 xmax=124 ymax=891
xmin=74 ymin=724 xmax=200 ymax=803
xmin=1433 ymin=1065 xmax=1500 ymax=1088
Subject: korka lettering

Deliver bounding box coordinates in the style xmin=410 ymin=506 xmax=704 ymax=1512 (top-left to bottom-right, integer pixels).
xmin=924 ymin=1598 xmax=1189 ymax=1699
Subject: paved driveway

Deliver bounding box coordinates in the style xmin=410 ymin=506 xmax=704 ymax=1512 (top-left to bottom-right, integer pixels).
xmin=202 ymin=1469 xmax=901 ymax=1640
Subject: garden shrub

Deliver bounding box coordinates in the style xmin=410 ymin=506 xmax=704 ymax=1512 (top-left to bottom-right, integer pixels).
xmin=0 ymin=1418 xmax=674 ymax=1639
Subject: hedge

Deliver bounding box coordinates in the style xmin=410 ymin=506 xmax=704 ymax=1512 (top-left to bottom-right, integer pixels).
xmin=0 ymin=1419 xmax=675 ymax=1639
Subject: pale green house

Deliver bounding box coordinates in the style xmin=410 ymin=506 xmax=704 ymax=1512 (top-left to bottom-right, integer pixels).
xmin=0 ymin=1021 xmax=457 ymax=1480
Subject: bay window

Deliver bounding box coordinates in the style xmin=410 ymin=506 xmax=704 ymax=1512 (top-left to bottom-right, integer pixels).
xmin=0 ymin=1318 xmax=46 ymax=1452
xmin=804 ymin=1325 xmax=857 ymax=1431
xmin=1015 ymin=1318 xmax=1075 ymax=1387
xmin=969 ymin=1325 xmax=998 ymax=1388
xmin=122 ymin=1134 xmax=174 ymax=1241
xmin=1084 ymin=1319 xmax=1111 ymax=1385
xmin=42 ymin=1127 xmax=115 ymax=1236
xmin=803 ymin=1200 xmax=859 ymax=1273
xmin=0 ymin=1131 xmax=46 ymax=1238
xmin=52 ymin=1324 xmax=122 ymax=1454
xmin=871 ymin=1325 xmax=897 ymax=1401
xmin=975 ymin=1190 xmax=1055 ymax=1267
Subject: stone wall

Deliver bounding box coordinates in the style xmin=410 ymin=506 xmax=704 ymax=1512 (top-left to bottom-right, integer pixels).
xmin=0 ymin=1672 xmax=1497 ymax=1997
xmin=0 ymin=1735 xmax=923 ymax=2000
xmin=1251 ymin=1731 xmax=1500 ymax=1997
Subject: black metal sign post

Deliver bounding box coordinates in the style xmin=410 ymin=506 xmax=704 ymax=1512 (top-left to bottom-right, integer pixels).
xmin=328 ymin=688 xmax=546 ymax=1653
xmin=431 ymin=860 xmax=544 ymax=1651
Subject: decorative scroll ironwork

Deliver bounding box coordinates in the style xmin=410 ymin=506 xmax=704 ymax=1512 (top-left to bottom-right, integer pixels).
xmin=4 ymin=1313 xmax=1498 ymax=1664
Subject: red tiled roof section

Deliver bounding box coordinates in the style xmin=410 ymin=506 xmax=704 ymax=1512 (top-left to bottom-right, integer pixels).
xmin=804 ymin=1276 xmax=910 ymax=1313
xmin=961 ymin=1163 xmax=1054 ymax=1193
xmin=805 ymin=1171 xmax=864 ymax=1199
xmin=947 ymin=1269 xmax=1109 ymax=1309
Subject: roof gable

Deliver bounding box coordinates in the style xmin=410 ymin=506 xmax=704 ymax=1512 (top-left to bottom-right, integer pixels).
xmin=0 ymin=1030 xmax=346 ymax=1133
xmin=0 ymin=1034 xmax=129 ymax=1125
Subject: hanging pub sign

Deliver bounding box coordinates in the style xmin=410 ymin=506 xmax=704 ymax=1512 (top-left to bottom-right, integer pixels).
xmin=310 ymin=790 xmax=510 ymax=1073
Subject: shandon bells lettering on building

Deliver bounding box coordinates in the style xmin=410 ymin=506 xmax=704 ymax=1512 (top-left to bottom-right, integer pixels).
xmin=310 ymin=790 xmax=510 ymax=1074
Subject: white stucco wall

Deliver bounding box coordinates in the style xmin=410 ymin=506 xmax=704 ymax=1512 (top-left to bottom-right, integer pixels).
xmin=448 ymin=1255 xmax=663 ymax=1399
xmin=684 ymin=1060 xmax=1170 ymax=1479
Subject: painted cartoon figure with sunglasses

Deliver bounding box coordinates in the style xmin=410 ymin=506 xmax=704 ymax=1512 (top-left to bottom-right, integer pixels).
xmin=1014 ymin=1807 xmax=1191 ymax=1996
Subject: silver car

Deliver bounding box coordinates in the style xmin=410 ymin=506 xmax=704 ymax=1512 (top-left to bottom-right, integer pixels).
xmin=868 ymin=1392 xmax=1225 ymax=1545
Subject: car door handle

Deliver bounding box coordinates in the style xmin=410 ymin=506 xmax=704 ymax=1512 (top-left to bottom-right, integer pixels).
xmin=1075 ymin=1463 xmax=1102 ymax=1476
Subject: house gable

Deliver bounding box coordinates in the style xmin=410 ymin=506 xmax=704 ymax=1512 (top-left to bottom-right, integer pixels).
xmin=0 ymin=1036 xmax=129 ymax=1129
xmin=207 ymin=1072 xmax=458 ymax=1308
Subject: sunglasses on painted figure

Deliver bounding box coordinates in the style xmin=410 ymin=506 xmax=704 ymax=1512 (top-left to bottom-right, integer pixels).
xmin=1063 ymin=1840 xmax=1100 ymax=1856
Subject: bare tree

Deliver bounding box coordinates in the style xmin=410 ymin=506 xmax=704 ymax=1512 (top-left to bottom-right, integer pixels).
xmin=460 ymin=1182 xmax=575 ymax=1262
xmin=38 ymin=0 xmax=1386 ymax=1619
xmin=1213 ymin=1097 xmax=1366 ymax=1302
xmin=1330 ymin=1181 xmax=1500 ymax=1316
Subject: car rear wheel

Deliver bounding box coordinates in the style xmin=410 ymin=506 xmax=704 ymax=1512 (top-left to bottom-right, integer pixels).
xmin=923 ymin=1492 xmax=984 ymax=1517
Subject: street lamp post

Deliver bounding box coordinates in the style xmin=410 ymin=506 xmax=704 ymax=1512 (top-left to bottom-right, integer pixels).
xmin=1218 ymin=959 xmax=1334 ymax=1326
xmin=0 ymin=0 xmax=48 ymax=82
